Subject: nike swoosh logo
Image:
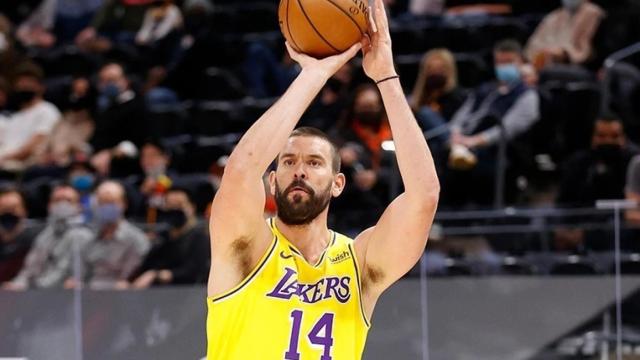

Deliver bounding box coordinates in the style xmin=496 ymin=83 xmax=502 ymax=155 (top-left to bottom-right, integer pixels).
xmin=280 ymin=251 xmax=293 ymax=259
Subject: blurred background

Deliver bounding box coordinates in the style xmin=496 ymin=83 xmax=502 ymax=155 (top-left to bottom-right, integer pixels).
xmin=0 ymin=0 xmax=640 ymax=359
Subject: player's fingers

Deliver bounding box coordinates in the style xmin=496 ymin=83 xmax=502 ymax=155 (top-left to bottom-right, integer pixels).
xmin=367 ymin=6 xmax=378 ymax=35
xmin=374 ymin=0 xmax=390 ymax=38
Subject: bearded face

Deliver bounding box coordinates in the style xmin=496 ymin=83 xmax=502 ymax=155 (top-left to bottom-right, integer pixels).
xmin=274 ymin=177 xmax=332 ymax=226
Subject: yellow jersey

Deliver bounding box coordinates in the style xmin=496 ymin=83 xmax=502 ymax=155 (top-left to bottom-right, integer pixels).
xmin=207 ymin=218 xmax=371 ymax=359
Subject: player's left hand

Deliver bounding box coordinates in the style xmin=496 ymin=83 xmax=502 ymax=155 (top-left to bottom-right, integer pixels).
xmin=285 ymin=42 xmax=361 ymax=81
xmin=361 ymin=0 xmax=397 ymax=82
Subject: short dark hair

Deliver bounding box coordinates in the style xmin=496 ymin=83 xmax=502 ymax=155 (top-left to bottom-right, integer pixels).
xmin=142 ymin=138 xmax=171 ymax=157
xmin=167 ymin=186 xmax=196 ymax=206
xmin=0 ymin=185 xmax=27 ymax=209
xmin=283 ymin=127 xmax=341 ymax=173
xmin=13 ymin=62 xmax=44 ymax=84
xmin=494 ymin=39 xmax=523 ymax=56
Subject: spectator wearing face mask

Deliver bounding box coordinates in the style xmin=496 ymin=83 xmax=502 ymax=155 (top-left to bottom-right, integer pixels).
xmin=3 ymin=185 xmax=93 ymax=290
xmin=0 ymin=63 xmax=61 ymax=174
xmin=441 ymin=39 xmax=540 ymax=208
xmin=557 ymin=116 xmax=638 ymax=207
xmin=67 ymin=160 xmax=98 ymax=222
xmin=130 ymin=139 xmax=176 ymax=220
xmin=555 ymin=115 xmax=638 ymax=251
xmin=0 ymin=188 xmax=41 ymax=282
xmin=90 ymin=62 xmax=147 ymax=177
xmin=410 ymin=48 xmax=467 ymax=153
xmin=525 ymin=0 xmax=604 ymax=69
xmin=329 ymin=84 xmax=393 ymax=234
xmin=65 ymin=180 xmax=149 ymax=290
xmin=128 ymin=187 xmax=209 ymax=288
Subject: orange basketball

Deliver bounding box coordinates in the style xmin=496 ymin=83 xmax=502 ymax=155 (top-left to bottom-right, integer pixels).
xmin=279 ymin=0 xmax=369 ymax=58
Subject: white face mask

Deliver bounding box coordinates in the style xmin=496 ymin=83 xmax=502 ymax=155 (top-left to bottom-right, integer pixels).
xmin=49 ymin=201 xmax=78 ymax=221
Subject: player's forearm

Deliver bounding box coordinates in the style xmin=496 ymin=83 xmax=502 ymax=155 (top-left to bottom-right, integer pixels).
xmin=377 ymin=79 xmax=440 ymax=204
xmin=225 ymin=69 xmax=328 ymax=176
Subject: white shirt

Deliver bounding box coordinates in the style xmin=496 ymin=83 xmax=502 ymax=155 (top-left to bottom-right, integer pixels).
xmin=0 ymin=100 xmax=61 ymax=157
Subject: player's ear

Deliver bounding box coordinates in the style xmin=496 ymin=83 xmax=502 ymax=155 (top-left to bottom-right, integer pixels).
xmin=268 ymin=171 xmax=277 ymax=196
xmin=332 ymin=173 xmax=346 ymax=197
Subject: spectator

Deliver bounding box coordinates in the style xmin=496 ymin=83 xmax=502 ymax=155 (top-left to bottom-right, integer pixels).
xmin=0 ymin=63 xmax=61 ymax=174
xmin=16 ymin=0 xmax=102 ymax=48
xmin=135 ymin=0 xmax=182 ymax=46
xmin=38 ymin=76 xmax=96 ymax=168
xmin=555 ymin=116 xmax=638 ymax=251
xmin=129 ymin=187 xmax=209 ymax=288
xmin=411 ymin=48 xmax=466 ymax=150
xmin=90 ymin=62 xmax=147 ymax=177
xmin=627 ymin=155 xmax=640 ymax=226
xmin=329 ymin=84 xmax=393 ymax=233
xmin=441 ymin=39 xmax=540 ymax=207
xmin=67 ymin=160 xmax=98 ymax=222
xmin=75 ymin=0 xmax=154 ymax=53
xmin=0 ymin=188 xmax=41 ymax=282
xmin=3 ymin=184 xmax=93 ymax=290
xmin=67 ymin=180 xmax=149 ymax=290
xmin=557 ymin=116 xmax=638 ymax=207
xmin=525 ymin=0 xmax=605 ymax=69
xmin=132 ymin=139 xmax=176 ymax=220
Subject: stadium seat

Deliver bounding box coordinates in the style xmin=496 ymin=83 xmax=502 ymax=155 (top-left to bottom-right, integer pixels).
xmin=195 ymin=67 xmax=246 ymax=100
xmin=550 ymin=256 xmax=598 ymax=275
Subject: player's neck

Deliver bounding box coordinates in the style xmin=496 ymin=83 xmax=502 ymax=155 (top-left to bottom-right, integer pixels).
xmin=275 ymin=213 xmax=331 ymax=264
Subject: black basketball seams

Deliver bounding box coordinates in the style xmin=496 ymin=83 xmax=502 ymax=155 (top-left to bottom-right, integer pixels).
xmin=297 ymin=0 xmax=341 ymax=53
xmin=324 ymin=0 xmax=366 ymax=36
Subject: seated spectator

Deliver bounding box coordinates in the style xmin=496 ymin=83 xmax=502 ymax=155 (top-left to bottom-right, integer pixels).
xmin=0 ymin=188 xmax=41 ymax=282
xmin=38 ymin=76 xmax=96 ymax=168
xmin=441 ymin=39 xmax=540 ymax=208
xmin=410 ymin=48 xmax=466 ymax=148
xmin=67 ymin=160 xmax=99 ymax=222
xmin=3 ymin=184 xmax=93 ymax=290
xmin=90 ymin=62 xmax=147 ymax=177
xmin=129 ymin=187 xmax=209 ymax=288
xmin=16 ymin=0 xmax=102 ymax=48
xmin=525 ymin=0 xmax=605 ymax=69
xmin=0 ymin=63 xmax=61 ymax=174
xmin=557 ymin=116 xmax=638 ymax=207
xmin=132 ymin=139 xmax=176 ymax=220
xmin=555 ymin=115 xmax=638 ymax=251
xmin=136 ymin=0 xmax=182 ymax=44
xmin=66 ymin=180 xmax=149 ymax=290
xmin=75 ymin=0 xmax=154 ymax=53
xmin=329 ymin=85 xmax=393 ymax=234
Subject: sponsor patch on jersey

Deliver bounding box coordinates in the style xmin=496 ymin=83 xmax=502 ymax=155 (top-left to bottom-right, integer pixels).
xmin=328 ymin=250 xmax=351 ymax=264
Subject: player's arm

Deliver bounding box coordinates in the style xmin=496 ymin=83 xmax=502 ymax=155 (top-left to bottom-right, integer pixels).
xmin=355 ymin=0 xmax=440 ymax=298
xmin=209 ymin=44 xmax=361 ymax=293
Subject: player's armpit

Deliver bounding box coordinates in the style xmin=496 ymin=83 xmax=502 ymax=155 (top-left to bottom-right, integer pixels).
xmin=354 ymin=192 xmax=437 ymax=296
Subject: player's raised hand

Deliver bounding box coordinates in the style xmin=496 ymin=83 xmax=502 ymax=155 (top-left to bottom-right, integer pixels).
xmin=361 ymin=0 xmax=397 ymax=82
xmin=285 ymin=41 xmax=361 ymax=80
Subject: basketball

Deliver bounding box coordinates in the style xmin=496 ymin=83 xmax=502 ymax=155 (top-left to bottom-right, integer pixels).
xmin=278 ymin=0 xmax=369 ymax=58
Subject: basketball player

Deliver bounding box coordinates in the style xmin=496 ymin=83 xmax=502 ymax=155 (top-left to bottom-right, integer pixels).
xmin=206 ymin=0 xmax=440 ymax=358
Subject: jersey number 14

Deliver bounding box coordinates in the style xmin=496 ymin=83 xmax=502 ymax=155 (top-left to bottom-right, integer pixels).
xmin=284 ymin=310 xmax=334 ymax=360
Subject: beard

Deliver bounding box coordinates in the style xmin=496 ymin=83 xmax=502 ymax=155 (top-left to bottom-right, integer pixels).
xmin=275 ymin=178 xmax=332 ymax=226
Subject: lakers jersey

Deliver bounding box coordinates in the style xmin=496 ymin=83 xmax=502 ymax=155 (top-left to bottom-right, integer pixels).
xmin=206 ymin=218 xmax=370 ymax=359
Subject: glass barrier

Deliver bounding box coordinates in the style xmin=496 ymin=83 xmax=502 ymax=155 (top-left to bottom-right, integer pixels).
xmin=0 ymin=206 xmax=638 ymax=359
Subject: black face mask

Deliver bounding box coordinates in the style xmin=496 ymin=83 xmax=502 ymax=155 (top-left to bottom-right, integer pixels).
xmin=354 ymin=110 xmax=383 ymax=126
xmin=158 ymin=209 xmax=188 ymax=229
xmin=425 ymin=74 xmax=447 ymax=91
xmin=9 ymin=90 xmax=37 ymax=108
xmin=593 ymin=143 xmax=623 ymax=162
xmin=0 ymin=212 xmax=20 ymax=232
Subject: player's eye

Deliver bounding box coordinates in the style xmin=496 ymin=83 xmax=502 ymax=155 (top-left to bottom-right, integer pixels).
xmin=284 ymin=159 xmax=294 ymax=166
xmin=309 ymin=160 xmax=321 ymax=167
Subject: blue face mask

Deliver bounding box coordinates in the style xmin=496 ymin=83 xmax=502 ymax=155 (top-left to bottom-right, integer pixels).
xmin=94 ymin=203 xmax=122 ymax=226
xmin=100 ymin=83 xmax=121 ymax=99
xmin=495 ymin=64 xmax=521 ymax=84
xmin=71 ymin=174 xmax=94 ymax=192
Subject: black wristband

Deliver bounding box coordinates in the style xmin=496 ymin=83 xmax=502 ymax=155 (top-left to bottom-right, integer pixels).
xmin=375 ymin=75 xmax=399 ymax=85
